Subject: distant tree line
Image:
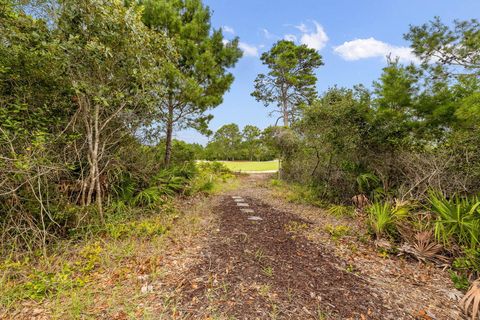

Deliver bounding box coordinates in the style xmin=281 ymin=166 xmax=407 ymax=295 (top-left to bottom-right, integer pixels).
xmin=201 ymin=124 xmax=276 ymax=161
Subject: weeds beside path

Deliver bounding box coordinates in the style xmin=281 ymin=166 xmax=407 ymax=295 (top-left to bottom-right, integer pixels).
xmin=2 ymin=174 xmax=466 ymax=319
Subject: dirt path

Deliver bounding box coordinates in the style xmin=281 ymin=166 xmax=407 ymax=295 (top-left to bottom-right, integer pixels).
xmin=179 ymin=195 xmax=390 ymax=319
xmin=4 ymin=174 xmax=465 ymax=319
xmin=166 ymin=174 xmax=464 ymax=319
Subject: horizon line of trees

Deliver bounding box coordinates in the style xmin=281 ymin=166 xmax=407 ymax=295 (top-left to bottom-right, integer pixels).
xmin=201 ymin=124 xmax=276 ymax=161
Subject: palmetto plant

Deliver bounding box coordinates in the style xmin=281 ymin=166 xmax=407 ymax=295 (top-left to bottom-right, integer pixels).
xmin=399 ymin=230 xmax=448 ymax=264
xmin=153 ymin=168 xmax=190 ymax=195
xmin=356 ymin=173 xmax=380 ymax=195
xmin=428 ymin=191 xmax=480 ymax=249
xmin=133 ymin=187 xmax=164 ymax=208
xmin=460 ymin=279 xmax=480 ymax=320
xmin=367 ymin=201 xmax=409 ymax=239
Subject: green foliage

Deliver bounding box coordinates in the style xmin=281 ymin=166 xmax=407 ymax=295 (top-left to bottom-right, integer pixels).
xmin=286 ymin=184 xmax=325 ymax=207
xmin=204 ymin=124 xmax=276 ymax=161
xmin=405 ymin=17 xmax=480 ymax=79
xmin=367 ymin=201 xmax=409 ymax=239
xmin=4 ymin=243 xmax=102 ymax=302
xmin=327 ymin=205 xmax=355 ymax=218
xmin=269 ymin=179 xmax=329 ymax=207
xmin=206 ymin=123 xmax=242 ymax=160
xmin=189 ymin=161 xmax=233 ymax=194
xmin=133 ymin=186 xmax=166 ymax=207
xmin=325 ymin=224 xmax=351 ymax=240
xmin=270 ymin=179 xmax=283 ymax=187
xmin=0 ymin=0 xmax=240 ymax=257
xmin=356 ymin=173 xmax=380 ymax=195
xmin=453 ymin=247 xmax=480 ymax=278
xmin=139 ymin=0 xmax=242 ymax=164
xmin=449 ymin=270 xmax=470 ymax=291
xmin=105 ymin=217 xmax=168 ymax=240
xmin=252 ymin=40 xmax=323 ymax=127
xmin=428 ymin=191 xmax=480 ymax=248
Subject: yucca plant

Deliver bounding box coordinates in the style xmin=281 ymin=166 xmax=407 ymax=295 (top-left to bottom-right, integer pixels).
xmin=428 ymin=190 xmax=480 ymax=249
xmin=367 ymin=201 xmax=409 ymax=239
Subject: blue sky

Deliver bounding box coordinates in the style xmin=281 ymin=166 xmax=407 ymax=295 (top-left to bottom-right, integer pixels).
xmin=177 ymin=0 xmax=480 ymax=145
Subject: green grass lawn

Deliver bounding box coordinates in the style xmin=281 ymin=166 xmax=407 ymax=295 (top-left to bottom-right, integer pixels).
xmin=219 ymin=160 xmax=279 ymax=172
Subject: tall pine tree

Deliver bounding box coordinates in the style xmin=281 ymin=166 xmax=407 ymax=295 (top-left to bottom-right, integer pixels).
xmin=140 ymin=0 xmax=242 ymax=166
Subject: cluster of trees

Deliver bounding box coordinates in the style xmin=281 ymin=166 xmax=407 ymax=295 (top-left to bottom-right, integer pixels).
xmin=257 ymin=19 xmax=480 ymax=279
xmin=0 ymin=0 xmax=240 ymax=253
xmin=261 ymin=18 xmax=480 ymax=201
xmin=202 ymin=124 xmax=276 ymax=161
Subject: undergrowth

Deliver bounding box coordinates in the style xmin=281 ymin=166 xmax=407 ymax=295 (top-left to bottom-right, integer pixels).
xmin=0 ymin=161 xmax=235 ymax=315
xmin=268 ymin=178 xmax=480 ymax=282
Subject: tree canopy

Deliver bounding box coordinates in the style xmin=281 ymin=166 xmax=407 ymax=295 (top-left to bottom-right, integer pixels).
xmin=139 ymin=0 xmax=242 ymax=165
xmin=251 ymin=40 xmax=323 ymax=127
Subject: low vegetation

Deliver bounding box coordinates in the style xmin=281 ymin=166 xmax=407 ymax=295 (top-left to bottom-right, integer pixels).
xmin=1 ymin=0 xmax=479 ymax=318
xmin=0 ymin=160 xmax=234 ymax=314
xmin=255 ymin=16 xmax=480 ymax=299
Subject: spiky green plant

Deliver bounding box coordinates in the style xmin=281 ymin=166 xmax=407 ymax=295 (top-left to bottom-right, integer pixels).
xmin=356 ymin=173 xmax=380 ymax=194
xmin=428 ymin=190 xmax=480 ymax=249
xmin=111 ymin=172 xmax=136 ymax=202
xmin=133 ymin=187 xmax=164 ymax=207
xmin=367 ymin=201 xmax=409 ymax=239
xmin=327 ymin=205 xmax=355 ymax=217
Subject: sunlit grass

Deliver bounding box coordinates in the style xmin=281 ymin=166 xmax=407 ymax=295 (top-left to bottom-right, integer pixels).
xmin=217 ymin=160 xmax=279 ymax=172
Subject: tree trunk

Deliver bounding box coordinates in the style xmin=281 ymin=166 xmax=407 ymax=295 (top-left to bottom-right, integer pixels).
xmin=93 ymin=103 xmax=104 ymax=223
xmin=281 ymin=85 xmax=289 ymax=127
xmin=164 ymin=103 xmax=174 ymax=167
xmin=282 ymin=103 xmax=289 ymax=127
xmin=82 ymin=100 xmax=104 ymax=223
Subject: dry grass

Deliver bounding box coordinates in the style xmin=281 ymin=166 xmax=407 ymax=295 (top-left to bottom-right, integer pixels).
xmin=0 ymin=193 xmax=221 ymax=320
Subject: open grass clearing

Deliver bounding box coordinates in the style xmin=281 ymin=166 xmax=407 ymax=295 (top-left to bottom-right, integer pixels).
xmin=216 ymin=160 xmax=279 ymax=172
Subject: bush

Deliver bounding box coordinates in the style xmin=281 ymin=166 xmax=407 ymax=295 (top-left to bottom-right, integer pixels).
xmin=188 ymin=161 xmax=234 ymax=195
xmin=428 ymin=191 xmax=480 ymax=249
xmin=367 ymin=201 xmax=409 ymax=239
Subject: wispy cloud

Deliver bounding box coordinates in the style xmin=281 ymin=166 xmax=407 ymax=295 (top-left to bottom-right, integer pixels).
xmin=334 ymin=37 xmax=419 ymax=63
xmin=284 ymin=34 xmax=297 ymax=42
xmin=261 ymin=28 xmax=276 ymax=39
xmin=284 ymin=20 xmax=328 ymax=51
xmin=239 ymin=42 xmax=259 ymax=57
xmin=222 ymin=26 xmax=235 ymax=34
xmin=299 ymin=21 xmax=329 ymax=51
xmin=295 ymin=23 xmax=309 ymax=33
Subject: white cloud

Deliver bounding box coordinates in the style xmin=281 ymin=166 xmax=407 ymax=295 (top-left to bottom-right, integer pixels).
xmin=261 ymin=28 xmax=276 ymax=39
xmin=238 ymin=42 xmax=259 ymax=57
xmin=284 ymin=34 xmax=297 ymax=42
xmin=334 ymin=38 xmax=420 ymax=63
xmin=295 ymin=23 xmax=309 ymax=33
xmin=299 ymin=21 xmax=329 ymax=51
xmin=222 ymin=26 xmax=235 ymax=34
